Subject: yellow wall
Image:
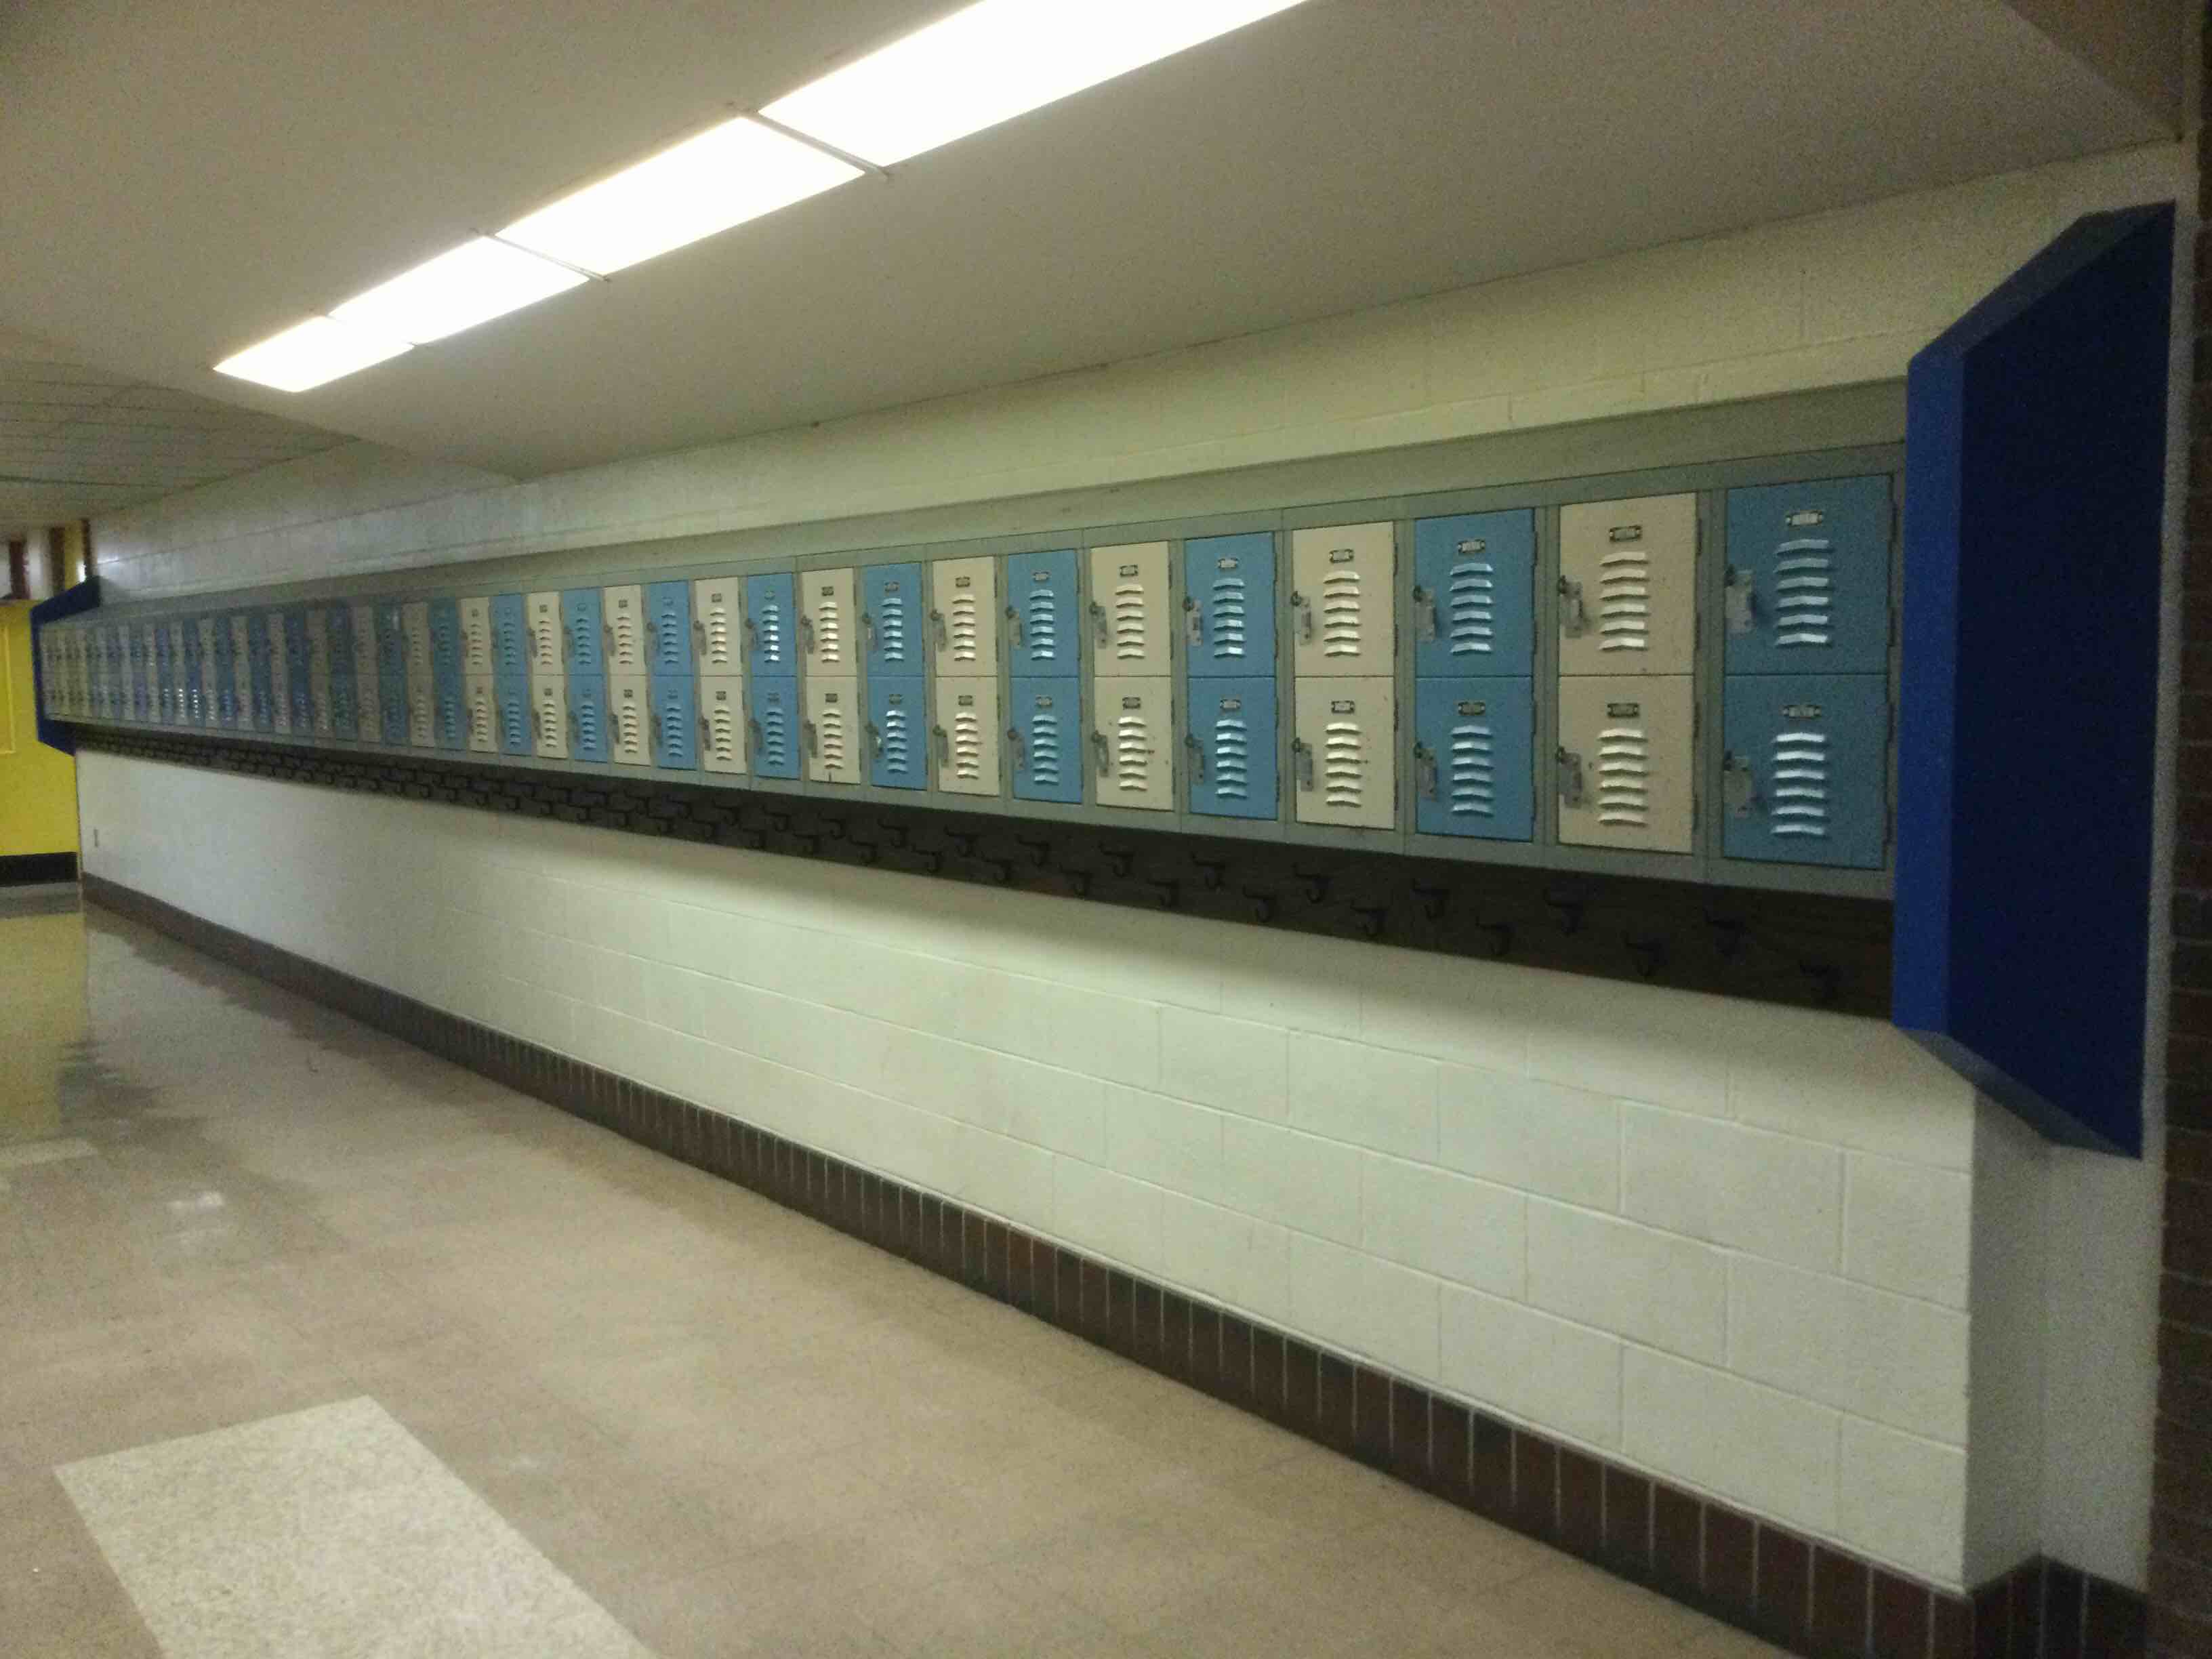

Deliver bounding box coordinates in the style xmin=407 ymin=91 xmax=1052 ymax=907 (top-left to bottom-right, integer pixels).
xmin=0 ymin=605 xmax=79 ymax=859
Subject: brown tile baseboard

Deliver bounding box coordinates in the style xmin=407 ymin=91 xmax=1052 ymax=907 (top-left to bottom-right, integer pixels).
xmin=81 ymin=872 xmax=2146 ymax=1659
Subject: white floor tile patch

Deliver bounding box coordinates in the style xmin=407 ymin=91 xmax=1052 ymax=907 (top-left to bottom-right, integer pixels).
xmin=56 ymin=1397 xmax=653 ymax=1659
xmin=0 ymin=1136 xmax=98 ymax=1170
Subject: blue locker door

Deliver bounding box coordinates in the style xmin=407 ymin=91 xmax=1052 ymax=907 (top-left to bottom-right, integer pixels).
xmin=867 ymin=677 xmax=927 ymax=790
xmin=489 ymin=594 xmax=528 ymax=678
xmin=751 ymin=676 xmax=800 ymax=778
xmin=1184 ymin=533 xmax=1276 ymax=678
xmin=428 ymin=598 xmax=461 ymax=680
xmin=1006 ymin=550 xmax=1080 ymax=676
xmin=1412 ymin=510 xmax=1536 ymax=679
xmin=495 ymin=678 xmax=530 ymax=755
xmin=211 ymin=623 xmax=237 ymax=727
xmin=330 ymin=672 xmax=359 ymax=741
xmin=1187 ymin=677 xmax=1277 ymax=820
xmin=745 ymin=573 xmax=797 ymax=675
xmin=645 ymin=581 xmax=693 ymax=676
xmin=1724 ymin=476 xmax=1891 ymax=677
xmin=650 ymin=674 xmax=699 ymax=770
xmin=375 ymin=604 xmax=408 ymax=743
xmin=152 ymin=624 xmax=175 ymax=722
xmin=1009 ymin=676 xmax=1080 ymax=803
xmin=1722 ymin=673 xmax=1888 ymax=869
xmin=568 ymin=675 xmax=611 ymax=763
xmin=861 ymin=563 xmax=925 ymax=677
xmin=325 ymin=605 xmax=356 ymax=739
xmin=179 ymin=623 xmax=202 ymax=725
xmin=285 ymin=609 xmax=314 ymax=729
xmin=247 ymin=614 xmax=275 ymax=731
xmin=560 ymin=588 xmax=605 ymax=674
xmin=1412 ymin=677 xmax=1536 ymax=842
xmin=283 ymin=607 xmax=311 ymax=676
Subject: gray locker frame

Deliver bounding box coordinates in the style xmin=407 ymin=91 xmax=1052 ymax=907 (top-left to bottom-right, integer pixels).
xmin=55 ymin=391 xmax=1902 ymax=900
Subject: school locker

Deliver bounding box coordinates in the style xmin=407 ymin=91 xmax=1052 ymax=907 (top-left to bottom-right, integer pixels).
xmin=533 ymin=677 xmax=569 ymax=760
xmin=744 ymin=573 xmax=797 ymax=676
xmin=526 ymin=592 xmax=565 ymax=676
xmin=128 ymin=627 xmax=149 ymax=722
xmin=1184 ymin=534 xmax=1275 ymax=678
xmin=268 ymin=621 xmax=294 ymax=735
xmin=1009 ymin=678 xmax=1080 ymax=804
xmin=190 ymin=619 xmax=216 ymax=725
xmin=1090 ymin=676 xmax=1173 ymax=811
xmin=220 ymin=616 xmax=246 ymax=729
xmin=1413 ymin=678 xmax=1535 ymax=842
xmin=750 ymin=679 xmax=800 ymax=779
xmin=283 ymin=609 xmax=314 ymax=732
xmin=935 ymin=678 xmax=1001 ymax=796
xmin=248 ymin=614 xmax=276 ymax=731
xmin=153 ymin=619 xmax=177 ymax=723
xmin=463 ymin=675 xmax=497 ymax=752
xmin=1006 ymin=549 xmax=1081 ymax=675
xmin=350 ymin=604 xmax=380 ymax=740
xmin=1721 ymin=674 xmax=1887 ymax=869
xmin=1088 ymin=543 xmax=1170 ymax=678
xmin=1558 ymin=494 xmax=1697 ymax=678
xmin=495 ymin=678 xmax=531 ymax=756
xmin=306 ymin=611 xmax=335 ymax=737
xmin=143 ymin=623 xmax=165 ymax=722
xmin=401 ymin=602 xmax=436 ymax=745
xmin=692 ymin=579 xmax=741 ymax=674
xmin=560 ymin=588 xmax=605 ymax=674
xmin=644 ymin=581 xmax=691 ymax=676
xmin=568 ymin=675 xmax=611 ymax=764
xmin=1292 ymin=678 xmax=1396 ymax=830
xmin=1555 ymin=674 xmax=1695 ymax=854
xmin=700 ymin=678 xmax=746 ymax=775
xmin=602 ymin=586 xmax=647 ymax=674
xmin=863 ymin=680 xmax=923 ymax=790
xmin=489 ymin=594 xmax=529 ymax=679
xmin=1187 ymin=678 xmax=1277 ymax=821
xmin=861 ymin=562 xmax=925 ymax=678
xmin=800 ymin=567 xmax=857 ymax=672
xmin=455 ymin=597 xmax=491 ymax=676
xmin=805 ymin=676 xmax=861 ymax=784
xmin=1290 ymin=524 xmax=1394 ymax=678
xmin=1723 ymin=476 xmax=1891 ymax=678
xmin=930 ymin=556 xmax=998 ymax=679
xmin=1412 ymin=510 xmax=1536 ymax=679
xmin=650 ymin=674 xmax=699 ymax=771
xmin=607 ymin=674 xmax=649 ymax=764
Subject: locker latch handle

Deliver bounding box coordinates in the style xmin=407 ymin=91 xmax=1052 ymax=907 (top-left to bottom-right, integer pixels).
xmin=602 ymin=621 xmax=616 ymax=663
xmin=1723 ymin=752 xmax=1760 ymax=817
xmin=1005 ymin=604 xmax=1023 ymax=651
xmin=1292 ymin=737 xmax=1315 ymax=791
xmin=743 ymin=615 xmax=760 ymax=659
xmin=1183 ymin=596 xmax=1202 ymax=647
xmin=929 ymin=608 xmax=949 ymax=651
xmin=1006 ymin=726 xmax=1026 ymax=773
xmin=1558 ymin=577 xmax=1588 ymax=638
xmin=863 ymin=612 xmax=879 ymax=657
xmin=698 ymin=714 xmax=712 ymax=756
xmin=1413 ymin=741 xmax=1439 ymax=800
xmin=748 ymin=716 xmax=764 ymax=759
xmin=803 ymin=718 xmax=819 ymax=757
xmin=1411 ymin=586 xmax=1439 ymax=644
xmin=1556 ymin=746 xmax=1586 ymax=808
xmin=800 ymin=614 xmax=817 ymax=656
xmin=567 ymin=711 xmax=579 ymax=747
xmin=693 ymin=618 xmax=708 ymax=659
xmin=933 ymin=724 xmax=951 ymax=764
xmin=1090 ymin=600 xmax=1108 ymax=645
xmin=1184 ymin=731 xmax=1206 ymax=783
xmin=1723 ymin=567 xmax=1757 ymax=636
xmin=1090 ymin=729 xmax=1110 ymax=775
xmin=868 ymin=720 xmax=886 ymax=761
xmin=1290 ymin=591 xmax=1315 ymax=644
xmin=650 ymin=710 xmax=663 ymax=760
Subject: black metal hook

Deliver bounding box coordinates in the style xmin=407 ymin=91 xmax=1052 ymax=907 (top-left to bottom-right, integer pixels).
xmin=1408 ymin=882 xmax=1450 ymax=922
xmin=1543 ymin=882 xmax=1586 ymax=935
xmin=1624 ymin=934 xmax=1666 ymax=980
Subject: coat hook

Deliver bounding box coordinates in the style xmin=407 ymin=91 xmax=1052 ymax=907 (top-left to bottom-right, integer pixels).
xmin=1240 ymin=886 xmax=1277 ymax=924
xmin=1624 ymin=933 xmax=1667 ymax=979
xmin=1799 ymin=958 xmax=1841 ymax=1005
xmin=1408 ymin=882 xmax=1450 ymax=922
xmin=1543 ymin=882 xmax=1586 ymax=935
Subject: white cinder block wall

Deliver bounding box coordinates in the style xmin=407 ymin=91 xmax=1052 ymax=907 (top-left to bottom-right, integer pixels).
xmin=79 ymin=142 xmax=2188 ymax=1593
xmin=79 ymin=755 xmax=1980 ymax=1583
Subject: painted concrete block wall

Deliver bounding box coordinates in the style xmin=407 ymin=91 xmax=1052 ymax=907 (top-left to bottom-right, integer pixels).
xmin=80 ymin=750 xmax=1985 ymax=1586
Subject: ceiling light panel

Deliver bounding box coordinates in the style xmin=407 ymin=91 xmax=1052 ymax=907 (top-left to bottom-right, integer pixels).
xmin=213 ymin=316 xmax=412 ymax=392
xmin=330 ymin=237 xmax=586 ymax=345
xmin=760 ymin=0 xmax=1314 ymax=166
xmin=501 ymin=117 xmax=861 ymax=276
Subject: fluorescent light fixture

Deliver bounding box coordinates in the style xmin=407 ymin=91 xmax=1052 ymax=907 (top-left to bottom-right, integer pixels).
xmin=760 ymin=0 xmax=1313 ymax=166
xmin=330 ymin=237 xmax=586 ymax=345
xmin=213 ymin=315 xmax=412 ymax=392
xmin=501 ymin=117 xmax=861 ymax=276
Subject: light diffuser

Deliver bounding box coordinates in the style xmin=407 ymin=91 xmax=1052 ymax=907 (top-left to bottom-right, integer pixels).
xmin=213 ymin=316 xmax=412 ymax=392
xmin=331 ymin=237 xmax=586 ymax=345
xmin=760 ymin=0 xmax=1313 ymax=166
xmin=501 ymin=117 xmax=861 ymax=276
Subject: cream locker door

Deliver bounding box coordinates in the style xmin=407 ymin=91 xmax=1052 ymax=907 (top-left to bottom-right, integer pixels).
xmin=935 ymin=678 xmax=1001 ymax=795
xmin=347 ymin=605 xmax=377 ymax=693
xmin=800 ymin=567 xmax=857 ymax=673
xmin=1292 ymin=678 xmax=1396 ymax=830
xmin=197 ymin=619 xmax=221 ymax=724
xmin=700 ymin=677 xmax=746 ymax=775
xmin=465 ymin=674 xmax=498 ymax=752
xmin=1087 ymin=542 xmax=1171 ymax=678
xmin=1555 ymin=674 xmax=1695 ymax=853
xmin=602 ymin=585 xmax=647 ymax=674
xmin=268 ymin=634 xmax=293 ymax=735
xmin=1090 ymin=676 xmax=1174 ymax=811
xmin=608 ymin=674 xmax=650 ymax=765
xmin=1290 ymin=523 xmax=1395 ymax=677
xmin=305 ymin=615 xmax=334 ymax=737
xmin=692 ymin=579 xmax=741 ymax=675
xmin=525 ymin=592 xmax=565 ymax=677
xmin=531 ymin=676 xmax=569 ymax=759
xmin=929 ymin=556 xmax=998 ymax=678
xmin=805 ymin=676 xmax=861 ymax=784
xmin=459 ymin=597 xmax=495 ymax=675
xmin=1558 ymin=494 xmax=1697 ymax=677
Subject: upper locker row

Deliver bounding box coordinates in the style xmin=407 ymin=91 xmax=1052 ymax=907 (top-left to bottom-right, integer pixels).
xmin=37 ymin=473 xmax=1894 ymax=873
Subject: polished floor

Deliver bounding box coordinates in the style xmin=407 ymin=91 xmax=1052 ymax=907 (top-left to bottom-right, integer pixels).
xmin=0 ymin=891 xmax=1786 ymax=1657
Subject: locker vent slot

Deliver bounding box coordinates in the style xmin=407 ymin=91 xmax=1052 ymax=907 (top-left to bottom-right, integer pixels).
xmin=469 ymin=691 xmax=495 ymax=748
xmin=1207 ymin=573 xmax=1248 ymax=661
xmin=652 ymin=615 xmax=686 ymax=674
xmin=813 ymin=594 xmax=844 ymax=662
xmin=464 ymin=618 xmax=491 ymax=672
xmin=409 ymin=693 xmax=434 ymax=745
xmin=614 ymin=698 xmax=645 ymax=757
xmin=1595 ymin=724 xmax=1650 ymax=825
xmin=1025 ymin=590 xmax=1060 ymax=664
xmin=1320 ymin=568 xmax=1364 ymax=659
xmin=575 ymin=699 xmax=602 ymax=753
xmin=1774 ymin=540 xmax=1835 ymax=648
xmin=499 ymin=697 xmax=527 ymax=752
xmin=438 ymin=697 xmax=466 ymax=748
xmin=609 ymin=609 xmax=641 ymax=670
xmin=951 ymin=707 xmax=985 ymax=781
xmin=879 ymin=705 xmax=913 ymax=774
xmin=1113 ymin=715 xmax=1154 ymax=792
xmin=1027 ymin=711 xmax=1063 ymax=787
xmin=1769 ymin=729 xmax=1830 ymax=837
xmin=497 ymin=631 xmax=525 ymax=677
xmin=758 ymin=702 xmax=792 ymax=769
xmin=947 ymin=589 xmax=983 ymax=665
xmin=1597 ymin=552 xmax=1651 ymax=652
xmin=567 ymin=613 xmax=594 ymax=664
xmin=878 ymin=599 xmax=909 ymax=665
xmin=534 ymin=684 xmax=562 ymax=735
xmin=1322 ymin=717 xmax=1368 ymax=807
xmin=1112 ymin=582 xmax=1150 ymax=661
xmin=1210 ymin=713 xmax=1251 ymax=801
xmin=1448 ymin=719 xmax=1496 ymax=818
xmin=1448 ymin=548 xmax=1496 ymax=657
xmin=700 ymin=598 xmax=734 ymax=668
xmin=707 ymin=703 xmax=741 ymax=765
xmin=818 ymin=701 xmax=850 ymax=771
